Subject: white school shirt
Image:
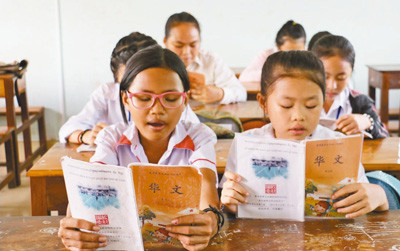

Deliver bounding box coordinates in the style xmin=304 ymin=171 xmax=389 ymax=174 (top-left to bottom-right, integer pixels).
xmin=58 ymin=82 xmax=200 ymax=143
xmin=187 ymin=49 xmax=247 ymax=104
xmin=91 ymin=120 xmax=218 ymax=184
xmin=320 ymin=86 xmax=353 ymax=120
xmin=219 ymin=123 xmax=368 ymax=188
xmin=239 ymin=47 xmax=278 ymax=82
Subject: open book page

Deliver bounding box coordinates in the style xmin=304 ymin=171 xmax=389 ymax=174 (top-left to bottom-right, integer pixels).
xmin=76 ymin=144 xmax=97 ymax=152
xmin=129 ymin=163 xmax=202 ymax=248
xmin=235 ymin=134 xmax=305 ymax=221
xmin=304 ymin=134 xmax=363 ymax=218
xmin=61 ymin=157 xmax=143 ymax=250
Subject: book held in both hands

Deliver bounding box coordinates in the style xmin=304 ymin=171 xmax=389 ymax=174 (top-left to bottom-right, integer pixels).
xmin=235 ymin=134 xmax=363 ymax=221
xmin=61 ymin=157 xmax=202 ymax=250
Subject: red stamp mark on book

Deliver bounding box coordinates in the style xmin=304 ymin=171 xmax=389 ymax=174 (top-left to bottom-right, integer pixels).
xmin=95 ymin=214 xmax=109 ymax=225
xmin=265 ymin=184 xmax=277 ymax=194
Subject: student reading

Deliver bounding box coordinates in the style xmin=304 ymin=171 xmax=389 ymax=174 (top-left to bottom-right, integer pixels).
xmin=239 ymin=20 xmax=306 ymax=82
xmin=220 ymin=50 xmax=389 ymax=218
xmin=311 ymin=35 xmax=389 ymax=139
xmin=58 ymin=45 xmax=221 ymax=250
xmin=59 ymin=32 xmax=199 ymax=145
xmin=164 ymin=11 xmax=247 ymax=104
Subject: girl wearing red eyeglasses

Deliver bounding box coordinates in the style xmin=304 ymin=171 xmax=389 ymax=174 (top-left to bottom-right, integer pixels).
xmin=58 ymin=45 xmax=220 ymax=251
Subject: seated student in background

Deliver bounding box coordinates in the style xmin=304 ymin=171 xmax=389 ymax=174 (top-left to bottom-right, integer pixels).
xmin=164 ymin=11 xmax=246 ymax=104
xmin=239 ymin=20 xmax=306 ymax=82
xmin=220 ymin=50 xmax=388 ymax=217
xmin=58 ymin=45 xmax=221 ymax=251
xmin=59 ymin=32 xmax=200 ymax=145
xmin=311 ymin=35 xmax=389 ymax=139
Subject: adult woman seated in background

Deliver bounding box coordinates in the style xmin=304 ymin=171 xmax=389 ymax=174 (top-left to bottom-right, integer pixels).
xmin=164 ymin=11 xmax=247 ymax=104
xmin=239 ymin=20 xmax=306 ymax=82
xmin=59 ymin=32 xmax=199 ymax=145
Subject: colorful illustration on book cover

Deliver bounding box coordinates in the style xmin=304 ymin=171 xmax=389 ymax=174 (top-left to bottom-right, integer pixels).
xmin=77 ymin=185 xmax=119 ymax=210
xmin=130 ymin=165 xmax=202 ymax=248
xmin=305 ymin=136 xmax=362 ymax=217
xmin=305 ymin=178 xmax=355 ymax=217
xmin=251 ymin=157 xmax=288 ymax=179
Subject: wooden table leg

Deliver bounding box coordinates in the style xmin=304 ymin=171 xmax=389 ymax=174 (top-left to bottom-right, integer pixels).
xmin=30 ymin=177 xmax=48 ymax=216
xmin=381 ymin=74 xmax=390 ymax=127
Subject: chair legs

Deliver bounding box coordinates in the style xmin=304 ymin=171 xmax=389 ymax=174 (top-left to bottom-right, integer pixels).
xmin=0 ymin=128 xmax=20 ymax=190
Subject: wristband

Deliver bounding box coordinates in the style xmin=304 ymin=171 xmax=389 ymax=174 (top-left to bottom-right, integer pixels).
xmin=203 ymin=205 xmax=224 ymax=232
xmin=80 ymin=129 xmax=91 ymax=145
xmin=77 ymin=131 xmax=84 ymax=144
xmin=363 ymin=113 xmax=374 ymax=132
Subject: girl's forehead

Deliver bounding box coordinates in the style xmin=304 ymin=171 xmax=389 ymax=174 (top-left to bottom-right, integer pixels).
xmin=269 ymin=77 xmax=323 ymax=98
xmin=130 ymin=67 xmax=184 ymax=92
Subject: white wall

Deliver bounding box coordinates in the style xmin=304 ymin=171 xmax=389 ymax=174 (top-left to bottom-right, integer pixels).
xmin=1 ymin=0 xmax=399 ymax=139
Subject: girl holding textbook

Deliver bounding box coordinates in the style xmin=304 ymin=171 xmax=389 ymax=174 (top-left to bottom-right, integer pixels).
xmin=311 ymin=35 xmax=389 ymax=139
xmin=164 ymin=12 xmax=247 ymax=104
xmin=58 ymin=45 xmax=222 ymax=250
xmin=220 ymin=50 xmax=388 ymax=218
xmin=59 ymin=32 xmax=199 ymax=145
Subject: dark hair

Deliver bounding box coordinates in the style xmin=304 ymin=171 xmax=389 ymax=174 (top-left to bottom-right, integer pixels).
xmin=110 ymin=32 xmax=157 ymax=81
xmin=165 ymin=12 xmax=201 ymax=38
xmin=311 ymin=35 xmax=355 ymax=69
xmin=307 ymin=31 xmax=332 ymax=51
xmin=260 ymin=50 xmax=325 ymax=100
xmin=275 ymin=20 xmax=306 ymax=47
xmin=119 ymin=45 xmax=190 ymax=123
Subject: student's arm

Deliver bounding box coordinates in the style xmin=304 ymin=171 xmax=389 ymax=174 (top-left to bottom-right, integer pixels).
xmin=67 ymin=122 xmax=109 ymax=145
xmin=331 ymin=183 xmax=389 ymax=218
xmin=59 ymin=83 xmax=111 ymax=143
xmin=58 ymin=205 xmax=107 ymax=249
xmin=337 ymin=93 xmax=390 ymax=139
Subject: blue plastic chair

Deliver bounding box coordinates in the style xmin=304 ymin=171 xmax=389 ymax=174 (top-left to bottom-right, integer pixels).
xmin=366 ymin=171 xmax=400 ymax=209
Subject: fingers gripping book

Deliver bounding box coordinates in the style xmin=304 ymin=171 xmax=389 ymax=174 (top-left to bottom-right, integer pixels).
xmin=61 ymin=157 xmax=202 ymax=250
xmin=235 ymin=134 xmax=363 ymax=221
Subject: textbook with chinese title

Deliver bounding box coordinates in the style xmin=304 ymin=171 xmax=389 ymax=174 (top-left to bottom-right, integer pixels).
xmin=61 ymin=157 xmax=202 ymax=250
xmin=235 ymin=134 xmax=363 ymax=221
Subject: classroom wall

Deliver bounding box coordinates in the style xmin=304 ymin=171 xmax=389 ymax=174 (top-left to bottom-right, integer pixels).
xmin=1 ymin=0 xmax=399 ymax=140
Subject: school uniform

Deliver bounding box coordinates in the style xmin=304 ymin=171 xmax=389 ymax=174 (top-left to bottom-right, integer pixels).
xmin=239 ymin=47 xmax=278 ymax=82
xmin=91 ymin=120 xmax=218 ymax=184
xmin=320 ymin=86 xmax=389 ymax=139
xmin=219 ymin=123 xmax=369 ymax=188
xmin=187 ymin=49 xmax=247 ymax=104
xmin=58 ymin=82 xmax=200 ymax=143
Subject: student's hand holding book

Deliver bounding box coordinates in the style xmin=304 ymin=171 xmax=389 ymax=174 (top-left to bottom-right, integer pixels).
xmin=336 ymin=114 xmax=372 ymax=135
xmin=331 ymin=183 xmax=389 ymax=218
xmin=220 ymin=171 xmax=250 ymax=214
xmin=58 ymin=214 xmax=107 ymax=250
xmin=166 ymin=211 xmax=218 ymax=251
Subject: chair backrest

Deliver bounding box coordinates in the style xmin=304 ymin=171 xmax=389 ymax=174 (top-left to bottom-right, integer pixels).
xmin=366 ymin=171 xmax=400 ymax=210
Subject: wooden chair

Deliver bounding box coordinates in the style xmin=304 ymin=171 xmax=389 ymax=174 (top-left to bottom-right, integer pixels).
xmin=0 ymin=62 xmax=47 ymax=181
xmin=0 ymin=127 xmax=20 ymax=189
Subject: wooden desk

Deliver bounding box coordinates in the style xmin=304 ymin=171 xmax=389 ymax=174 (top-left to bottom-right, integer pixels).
xmin=368 ymin=64 xmax=400 ymax=127
xmin=2 ymin=211 xmax=400 ymax=250
xmin=241 ymin=81 xmax=260 ymax=100
xmin=27 ymin=138 xmax=400 ymax=216
xmin=190 ymin=100 xmax=266 ymax=123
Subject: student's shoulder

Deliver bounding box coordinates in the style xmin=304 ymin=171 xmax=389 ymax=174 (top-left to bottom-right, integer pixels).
xmin=181 ymin=121 xmax=216 ymax=143
xmin=93 ymin=82 xmax=120 ymax=100
xmin=97 ymin=122 xmax=130 ymax=143
xmin=349 ymin=89 xmax=374 ymax=105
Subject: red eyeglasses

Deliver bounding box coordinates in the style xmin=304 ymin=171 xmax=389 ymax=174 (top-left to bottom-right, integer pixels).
xmin=126 ymin=91 xmax=187 ymax=110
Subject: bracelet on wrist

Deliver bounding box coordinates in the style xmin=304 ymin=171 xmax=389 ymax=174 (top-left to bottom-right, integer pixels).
xmin=203 ymin=205 xmax=224 ymax=232
xmin=80 ymin=129 xmax=91 ymax=145
xmin=363 ymin=113 xmax=374 ymax=132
